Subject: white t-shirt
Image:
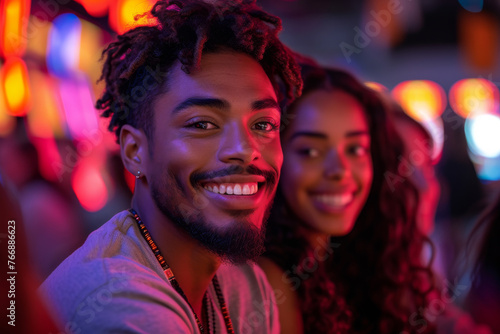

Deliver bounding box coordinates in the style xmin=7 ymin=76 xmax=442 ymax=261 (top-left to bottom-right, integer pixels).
xmin=40 ymin=210 xmax=280 ymax=333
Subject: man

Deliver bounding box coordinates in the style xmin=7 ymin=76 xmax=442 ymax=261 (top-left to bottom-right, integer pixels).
xmin=40 ymin=0 xmax=302 ymax=332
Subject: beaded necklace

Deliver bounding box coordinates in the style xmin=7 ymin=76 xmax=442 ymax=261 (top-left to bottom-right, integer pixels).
xmin=129 ymin=209 xmax=235 ymax=334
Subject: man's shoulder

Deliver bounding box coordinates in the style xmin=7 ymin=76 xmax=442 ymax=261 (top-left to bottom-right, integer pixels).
xmin=39 ymin=210 xmax=199 ymax=332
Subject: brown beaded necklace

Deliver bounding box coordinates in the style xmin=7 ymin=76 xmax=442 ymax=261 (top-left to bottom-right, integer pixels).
xmin=129 ymin=209 xmax=235 ymax=334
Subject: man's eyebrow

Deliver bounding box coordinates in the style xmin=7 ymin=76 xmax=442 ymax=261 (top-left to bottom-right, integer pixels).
xmin=252 ymin=98 xmax=280 ymax=112
xmin=172 ymin=97 xmax=229 ymax=114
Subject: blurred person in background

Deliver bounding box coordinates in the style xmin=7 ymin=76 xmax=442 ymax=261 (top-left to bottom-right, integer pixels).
xmin=0 ymin=124 xmax=84 ymax=280
xmin=463 ymin=188 xmax=500 ymax=333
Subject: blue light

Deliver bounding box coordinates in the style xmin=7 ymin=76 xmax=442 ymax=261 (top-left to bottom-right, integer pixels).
xmin=458 ymin=0 xmax=483 ymax=13
xmin=46 ymin=13 xmax=82 ymax=78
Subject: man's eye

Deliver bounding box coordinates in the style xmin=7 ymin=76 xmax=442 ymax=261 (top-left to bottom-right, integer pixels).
xmin=253 ymin=121 xmax=278 ymax=132
xmin=187 ymin=121 xmax=218 ymax=130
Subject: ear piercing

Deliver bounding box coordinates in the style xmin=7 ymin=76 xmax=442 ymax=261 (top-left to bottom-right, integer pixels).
xmin=136 ymin=170 xmax=142 ymax=179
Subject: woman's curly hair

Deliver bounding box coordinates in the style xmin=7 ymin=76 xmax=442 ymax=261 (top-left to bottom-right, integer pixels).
xmin=265 ymin=64 xmax=436 ymax=333
xmin=96 ymin=0 xmax=302 ymax=142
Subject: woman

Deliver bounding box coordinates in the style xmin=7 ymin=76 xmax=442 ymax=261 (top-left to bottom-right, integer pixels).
xmin=464 ymin=189 xmax=500 ymax=333
xmin=260 ymin=65 xmax=435 ymax=333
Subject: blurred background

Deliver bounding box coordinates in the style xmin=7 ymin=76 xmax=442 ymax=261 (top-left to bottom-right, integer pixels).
xmin=0 ymin=0 xmax=499 ymax=302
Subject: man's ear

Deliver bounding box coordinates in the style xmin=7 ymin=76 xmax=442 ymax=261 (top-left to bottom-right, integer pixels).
xmin=120 ymin=125 xmax=149 ymax=179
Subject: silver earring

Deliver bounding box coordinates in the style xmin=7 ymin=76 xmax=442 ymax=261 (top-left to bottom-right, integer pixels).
xmin=136 ymin=170 xmax=141 ymax=179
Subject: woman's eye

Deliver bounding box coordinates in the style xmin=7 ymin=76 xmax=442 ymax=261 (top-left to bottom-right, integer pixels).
xmin=253 ymin=121 xmax=278 ymax=132
xmin=187 ymin=121 xmax=218 ymax=130
xmin=297 ymin=148 xmax=321 ymax=158
xmin=348 ymin=145 xmax=369 ymax=157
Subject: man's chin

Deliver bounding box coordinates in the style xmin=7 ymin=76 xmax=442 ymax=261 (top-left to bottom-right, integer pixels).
xmin=193 ymin=217 xmax=266 ymax=265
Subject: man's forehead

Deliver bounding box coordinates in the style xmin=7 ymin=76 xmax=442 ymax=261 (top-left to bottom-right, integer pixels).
xmin=168 ymin=51 xmax=277 ymax=98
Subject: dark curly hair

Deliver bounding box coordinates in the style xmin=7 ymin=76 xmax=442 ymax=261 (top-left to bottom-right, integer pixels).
xmin=96 ymin=0 xmax=302 ymax=142
xmin=265 ymin=64 xmax=436 ymax=333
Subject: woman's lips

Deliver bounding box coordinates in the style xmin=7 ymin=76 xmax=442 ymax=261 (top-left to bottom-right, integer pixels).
xmin=311 ymin=192 xmax=356 ymax=213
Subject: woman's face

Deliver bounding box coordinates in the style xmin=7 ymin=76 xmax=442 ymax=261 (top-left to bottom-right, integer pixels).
xmin=280 ymin=89 xmax=374 ymax=238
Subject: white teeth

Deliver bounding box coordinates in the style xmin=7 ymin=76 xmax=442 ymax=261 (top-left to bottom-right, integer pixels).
xmin=316 ymin=193 xmax=353 ymax=207
xmin=204 ymin=183 xmax=259 ymax=195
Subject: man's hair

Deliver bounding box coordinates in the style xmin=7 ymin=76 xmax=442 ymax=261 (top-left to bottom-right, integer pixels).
xmin=96 ymin=0 xmax=303 ymax=141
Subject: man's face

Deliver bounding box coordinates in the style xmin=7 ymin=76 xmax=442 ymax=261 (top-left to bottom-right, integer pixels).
xmin=147 ymin=51 xmax=283 ymax=263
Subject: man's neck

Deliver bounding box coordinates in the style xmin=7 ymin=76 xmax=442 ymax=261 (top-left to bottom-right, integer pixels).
xmin=131 ymin=191 xmax=221 ymax=317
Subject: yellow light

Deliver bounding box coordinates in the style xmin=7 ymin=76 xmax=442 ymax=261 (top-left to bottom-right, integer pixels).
xmin=449 ymin=78 xmax=499 ymax=118
xmin=0 ymin=79 xmax=16 ymax=136
xmin=1 ymin=57 xmax=31 ymax=116
xmin=391 ymin=80 xmax=446 ymax=122
xmin=110 ymin=0 xmax=157 ymax=34
xmin=1 ymin=0 xmax=30 ymax=57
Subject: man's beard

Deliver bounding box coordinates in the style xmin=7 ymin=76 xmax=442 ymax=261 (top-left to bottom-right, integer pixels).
xmin=150 ymin=166 xmax=276 ymax=264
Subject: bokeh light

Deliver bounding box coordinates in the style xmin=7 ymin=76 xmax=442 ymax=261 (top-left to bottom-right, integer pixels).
xmin=47 ymin=14 xmax=82 ymax=77
xmin=72 ymin=160 xmax=108 ymax=212
xmin=0 ymin=57 xmax=31 ymax=116
xmin=0 ymin=0 xmax=30 ymax=57
xmin=391 ymin=80 xmax=447 ymax=122
xmin=465 ymin=113 xmax=500 ymax=158
xmin=449 ymin=78 xmax=499 ymax=118
xmin=109 ymin=0 xmax=157 ymax=34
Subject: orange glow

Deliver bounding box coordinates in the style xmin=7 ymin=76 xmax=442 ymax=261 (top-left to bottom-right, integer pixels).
xmin=79 ymin=19 xmax=104 ymax=85
xmin=0 ymin=88 xmax=16 ymax=136
xmin=75 ymin=0 xmax=111 ymax=17
xmin=449 ymin=78 xmax=499 ymax=118
xmin=27 ymin=70 xmax=64 ymax=138
xmin=365 ymin=81 xmax=387 ymax=92
xmin=26 ymin=17 xmax=51 ymax=59
xmin=1 ymin=57 xmax=31 ymax=116
xmin=459 ymin=12 xmax=499 ymax=71
xmin=72 ymin=161 xmax=108 ymax=212
xmin=0 ymin=0 xmax=30 ymax=57
xmin=110 ymin=0 xmax=157 ymax=34
xmin=391 ymin=80 xmax=446 ymax=122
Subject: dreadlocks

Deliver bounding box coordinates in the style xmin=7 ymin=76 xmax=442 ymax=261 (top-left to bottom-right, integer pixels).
xmin=96 ymin=0 xmax=303 ymax=141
